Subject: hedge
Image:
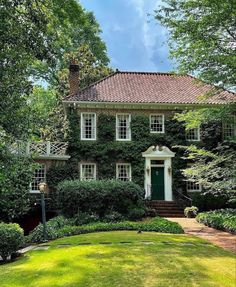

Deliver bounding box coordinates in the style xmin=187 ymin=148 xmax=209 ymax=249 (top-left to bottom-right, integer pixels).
xmin=196 ymin=209 xmax=236 ymax=233
xmin=57 ymin=179 xmax=145 ymax=218
xmin=28 ymin=216 xmax=184 ymax=243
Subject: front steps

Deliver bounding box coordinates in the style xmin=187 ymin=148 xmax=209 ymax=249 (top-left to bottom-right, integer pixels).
xmin=145 ymin=200 xmax=184 ymax=217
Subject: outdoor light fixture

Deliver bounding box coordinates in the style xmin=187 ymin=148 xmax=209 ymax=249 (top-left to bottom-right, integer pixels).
xmin=168 ymin=166 xmax=172 ymax=175
xmin=38 ymin=182 xmax=47 ymax=242
xmin=146 ymin=166 xmax=150 ymax=175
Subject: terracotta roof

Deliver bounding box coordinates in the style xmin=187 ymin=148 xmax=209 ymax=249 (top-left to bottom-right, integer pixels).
xmin=64 ymin=71 xmax=235 ymax=105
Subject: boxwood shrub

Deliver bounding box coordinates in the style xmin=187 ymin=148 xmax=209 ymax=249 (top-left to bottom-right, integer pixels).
xmin=57 ymin=179 xmax=145 ymax=219
xmin=0 ymin=223 xmax=24 ymax=263
xmin=196 ymin=209 xmax=236 ymax=233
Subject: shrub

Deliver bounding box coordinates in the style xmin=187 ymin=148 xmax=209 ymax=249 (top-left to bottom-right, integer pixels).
xmin=103 ymin=211 xmax=124 ymax=223
xmin=73 ymin=211 xmax=100 ymax=225
xmin=127 ymin=207 xmax=146 ymax=221
xmin=192 ymin=191 xmax=236 ymax=211
xmin=56 ymin=217 xmax=184 ymax=238
xmin=184 ymin=206 xmax=198 ymax=218
xmin=0 ymin=223 xmax=24 ymax=262
xmin=196 ymin=209 xmax=236 ymax=233
xmin=57 ymin=179 xmax=145 ymax=218
xmin=28 ymin=216 xmax=74 ymax=243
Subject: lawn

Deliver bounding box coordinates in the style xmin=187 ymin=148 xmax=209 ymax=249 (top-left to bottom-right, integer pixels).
xmin=0 ymin=231 xmax=235 ymax=287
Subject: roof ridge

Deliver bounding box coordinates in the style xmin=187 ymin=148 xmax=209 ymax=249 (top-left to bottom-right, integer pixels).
xmin=117 ymin=70 xmax=177 ymax=76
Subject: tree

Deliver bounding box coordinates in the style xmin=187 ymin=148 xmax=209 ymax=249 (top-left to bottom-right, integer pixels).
xmin=155 ymin=0 xmax=236 ymax=90
xmin=155 ymin=0 xmax=236 ymax=194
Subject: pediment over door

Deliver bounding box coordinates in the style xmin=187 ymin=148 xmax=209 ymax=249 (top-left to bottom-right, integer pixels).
xmin=142 ymin=145 xmax=175 ymax=158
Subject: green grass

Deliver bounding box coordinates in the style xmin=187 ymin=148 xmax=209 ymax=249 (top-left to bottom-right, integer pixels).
xmin=1 ymin=231 xmax=235 ymax=287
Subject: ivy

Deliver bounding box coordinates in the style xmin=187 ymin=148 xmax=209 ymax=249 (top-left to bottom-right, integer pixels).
xmin=47 ymin=108 xmax=223 ymax=193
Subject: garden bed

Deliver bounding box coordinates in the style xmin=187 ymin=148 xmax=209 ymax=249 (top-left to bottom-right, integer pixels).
xmin=196 ymin=209 xmax=236 ymax=234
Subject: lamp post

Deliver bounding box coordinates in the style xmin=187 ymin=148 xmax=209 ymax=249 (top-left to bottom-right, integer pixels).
xmin=38 ymin=182 xmax=47 ymax=242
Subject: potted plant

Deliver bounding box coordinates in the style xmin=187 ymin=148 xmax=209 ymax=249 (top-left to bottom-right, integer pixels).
xmin=184 ymin=206 xmax=199 ymax=218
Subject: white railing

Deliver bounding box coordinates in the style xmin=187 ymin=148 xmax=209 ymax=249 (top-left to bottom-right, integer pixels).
xmin=12 ymin=141 xmax=69 ymax=158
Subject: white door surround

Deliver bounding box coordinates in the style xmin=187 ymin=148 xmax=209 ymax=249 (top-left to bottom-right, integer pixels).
xmin=142 ymin=145 xmax=175 ymax=201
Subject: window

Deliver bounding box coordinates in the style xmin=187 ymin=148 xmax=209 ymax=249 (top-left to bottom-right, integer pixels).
xmin=116 ymin=114 xmax=131 ymax=140
xmin=150 ymin=114 xmax=165 ymax=133
xmin=186 ymin=127 xmax=200 ymax=141
xmin=223 ymin=116 xmax=236 ymax=140
xmin=80 ymin=163 xmax=96 ymax=181
xmin=81 ymin=113 xmax=96 ymax=140
xmin=186 ymin=181 xmax=201 ymax=192
xmin=116 ymin=163 xmax=131 ymax=181
xmin=30 ymin=164 xmax=46 ymax=193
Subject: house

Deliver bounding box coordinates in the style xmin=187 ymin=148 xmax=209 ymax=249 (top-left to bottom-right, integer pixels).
xmin=28 ymin=62 xmax=235 ymax=210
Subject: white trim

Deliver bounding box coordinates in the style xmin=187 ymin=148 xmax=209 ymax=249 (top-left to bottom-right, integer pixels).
xmin=30 ymin=164 xmax=46 ymax=193
xmin=186 ymin=126 xmax=201 ymax=142
xmin=116 ymin=163 xmax=132 ymax=181
xmin=222 ymin=115 xmax=236 ymax=140
xmin=116 ymin=113 xmax=131 ymax=141
xmin=80 ymin=112 xmax=97 ymax=141
xmin=142 ymin=145 xmax=175 ymax=200
xmin=149 ymin=114 xmax=165 ymax=133
xmin=186 ymin=181 xmax=202 ymax=192
xmin=80 ymin=163 xmax=97 ymax=181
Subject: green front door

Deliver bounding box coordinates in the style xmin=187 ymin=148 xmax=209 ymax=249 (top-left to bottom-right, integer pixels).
xmin=151 ymin=167 xmax=165 ymax=200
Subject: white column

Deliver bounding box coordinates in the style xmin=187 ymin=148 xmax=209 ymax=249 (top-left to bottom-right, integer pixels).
xmin=164 ymin=158 xmax=173 ymax=201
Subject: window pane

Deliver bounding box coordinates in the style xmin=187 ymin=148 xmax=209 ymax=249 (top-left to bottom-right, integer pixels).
xmin=117 ymin=164 xmax=131 ymax=181
xmin=223 ymin=116 xmax=236 ymax=140
xmin=81 ymin=164 xmax=96 ymax=181
xmin=31 ymin=164 xmax=46 ymax=191
xmin=82 ymin=113 xmax=96 ymax=139
xmin=150 ymin=115 xmax=164 ymax=133
xmin=186 ymin=127 xmax=200 ymax=141
xmin=117 ymin=115 xmax=130 ymax=140
xmin=151 ymin=160 xmax=164 ymax=165
xmin=186 ymin=181 xmax=201 ymax=192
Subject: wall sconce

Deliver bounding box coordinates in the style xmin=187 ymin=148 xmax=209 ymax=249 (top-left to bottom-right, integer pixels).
xmin=146 ymin=166 xmax=150 ymax=175
xmin=168 ymin=166 xmax=172 ymax=175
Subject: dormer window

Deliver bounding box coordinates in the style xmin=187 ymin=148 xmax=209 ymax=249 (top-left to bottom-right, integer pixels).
xmin=150 ymin=114 xmax=165 ymax=133
xmin=81 ymin=113 xmax=96 ymax=140
xmin=116 ymin=114 xmax=131 ymax=141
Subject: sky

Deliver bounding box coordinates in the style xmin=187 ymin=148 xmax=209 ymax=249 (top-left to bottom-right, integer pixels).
xmin=80 ymin=0 xmax=174 ymax=72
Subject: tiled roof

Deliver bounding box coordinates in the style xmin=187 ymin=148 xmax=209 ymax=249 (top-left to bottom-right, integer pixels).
xmin=64 ymin=71 xmax=235 ymax=105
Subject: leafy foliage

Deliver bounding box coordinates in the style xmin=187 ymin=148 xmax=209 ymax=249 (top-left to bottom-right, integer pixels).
xmin=155 ymin=0 xmax=236 ymax=90
xmin=196 ymin=209 xmax=236 ymax=233
xmin=0 ymin=223 xmax=24 ymax=262
xmin=28 ymin=216 xmax=184 ymax=243
xmin=57 ymin=179 xmax=145 ymax=219
xmin=184 ymin=206 xmax=198 ymax=218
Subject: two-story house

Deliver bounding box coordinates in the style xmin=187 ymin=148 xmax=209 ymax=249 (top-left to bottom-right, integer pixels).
xmin=55 ymin=62 xmax=235 ymax=204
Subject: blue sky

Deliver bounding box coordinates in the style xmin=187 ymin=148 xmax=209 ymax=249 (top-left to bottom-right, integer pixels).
xmin=80 ymin=0 xmax=174 ymax=72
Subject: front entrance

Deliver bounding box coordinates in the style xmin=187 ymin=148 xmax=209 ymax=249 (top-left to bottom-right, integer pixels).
xmin=151 ymin=166 xmax=165 ymax=200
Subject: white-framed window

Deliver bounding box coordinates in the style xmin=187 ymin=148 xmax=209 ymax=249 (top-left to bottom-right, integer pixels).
xmin=80 ymin=163 xmax=96 ymax=181
xmin=223 ymin=116 xmax=236 ymax=140
xmin=150 ymin=114 xmax=165 ymax=133
xmin=116 ymin=163 xmax=132 ymax=181
xmin=81 ymin=113 xmax=96 ymax=140
xmin=186 ymin=127 xmax=200 ymax=141
xmin=186 ymin=181 xmax=202 ymax=192
xmin=30 ymin=164 xmax=46 ymax=193
xmin=116 ymin=114 xmax=131 ymax=141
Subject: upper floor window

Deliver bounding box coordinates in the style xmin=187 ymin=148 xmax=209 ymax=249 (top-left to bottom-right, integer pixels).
xmin=116 ymin=114 xmax=131 ymax=141
xmin=81 ymin=113 xmax=96 ymax=140
xmin=223 ymin=116 xmax=236 ymax=140
xmin=186 ymin=181 xmax=202 ymax=192
xmin=150 ymin=114 xmax=165 ymax=133
xmin=30 ymin=164 xmax=46 ymax=193
xmin=186 ymin=127 xmax=200 ymax=141
xmin=116 ymin=163 xmax=132 ymax=181
xmin=80 ymin=163 xmax=96 ymax=181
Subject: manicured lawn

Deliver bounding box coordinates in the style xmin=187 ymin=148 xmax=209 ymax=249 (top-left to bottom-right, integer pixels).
xmin=0 ymin=231 xmax=235 ymax=287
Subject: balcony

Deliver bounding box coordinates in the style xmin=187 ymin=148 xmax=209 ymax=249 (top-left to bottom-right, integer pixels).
xmin=12 ymin=141 xmax=70 ymax=160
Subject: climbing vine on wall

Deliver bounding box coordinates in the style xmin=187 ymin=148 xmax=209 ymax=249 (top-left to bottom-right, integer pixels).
xmin=47 ymin=107 xmax=222 ymax=193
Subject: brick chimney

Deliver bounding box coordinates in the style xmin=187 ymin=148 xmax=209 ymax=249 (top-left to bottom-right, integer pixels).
xmin=69 ymin=60 xmax=79 ymax=95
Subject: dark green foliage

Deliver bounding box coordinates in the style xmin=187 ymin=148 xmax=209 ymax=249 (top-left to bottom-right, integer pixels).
xmin=0 ymin=223 xmax=24 ymax=262
xmin=196 ymin=209 xmax=236 ymax=233
xmin=73 ymin=211 xmax=100 ymax=225
xmin=29 ymin=216 xmax=184 ymax=242
xmin=192 ymin=191 xmax=236 ymax=212
xmin=57 ymin=179 xmax=145 ymax=218
xmin=103 ymin=211 xmax=124 ymax=223
xmin=127 ymin=207 xmax=146 ymax=221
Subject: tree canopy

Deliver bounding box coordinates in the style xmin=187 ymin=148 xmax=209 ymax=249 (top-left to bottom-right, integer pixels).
xmin=155 ymin=0 xmax=236 ymax=90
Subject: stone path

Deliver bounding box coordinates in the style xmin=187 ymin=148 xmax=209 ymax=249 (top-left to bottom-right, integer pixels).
xmin=167 ymin=217 xmax=236 ymax=254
